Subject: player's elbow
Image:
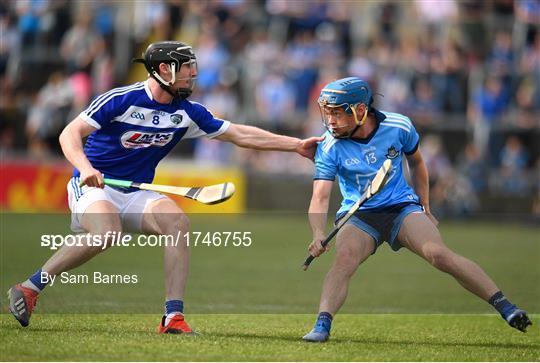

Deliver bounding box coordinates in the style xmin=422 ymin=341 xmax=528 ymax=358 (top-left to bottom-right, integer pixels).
xmin=218 ymin=129 xmax=244 ymax=147
xmin=231 ymin=137 xmax=251 ymax=148
xmin=58 ymin=126 xmax=69 ymax=149
xmin=310 ymin=181 xmax=332 ymax=209
xmin=311 ymin=192 xmax=330 ymax=204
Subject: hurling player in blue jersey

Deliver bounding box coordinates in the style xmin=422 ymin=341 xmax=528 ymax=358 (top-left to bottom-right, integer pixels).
xmin=301 ymin=77 xmax=531 ymax=342
xmin=7 ymin=41 xmax=321 ymax=334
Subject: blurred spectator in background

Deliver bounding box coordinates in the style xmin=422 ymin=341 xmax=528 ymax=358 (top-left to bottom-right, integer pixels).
xmin=315 ymin=22 xmax=346 ymax=70
xmin=377 ymin=1 xmax=400 ymax=44
xmin=132 ymin=0 xmax=170 ymax=44
xmin=194 ymin=137 xmax=234 ymax=166
xmin=468 ymin=75 xmax=510 ymax=163
xmin=456 ymin=142 xmax=488 ymax=193
xmin=2 ymin=6 xmax=18 ymax=87
xmin=494 ymin=135 xmax=530 ymax=196
xmin=515 ymin=0 xmax=540 ymax=48
xmin=0 ymin=12 xmax=18 ymax=79
xmin=419 ymin=135 xmax=454 ymax=213
xmin=92 ymin=1 xmax=116 ymax=39
xmin=405 ymin=77 xmax=442 ymax=125
xmin=424 ymin=137 xmax=481 ymax=216
xmin=25 ymin=71 xmax=73 ymax=157
xmin=348 ymin=48 xmax=375 ymax=83
xmin=255 ymin=68 xmax=296 ymax=130
xmin=459 ymin=0 xmax=489 ymax=62
xmin=414 ymin=0 xmax=458 ymax=41
xmin=90 ymin=37 xmax=114 ymax=96
xmin=60 ymin=13 xmax=100 ymax=74
xmin=15 ymin=0 xmax=50 ymax=45
xmin=377 ymin=69 xmax=409 ymax=111
xmin=195 ymin=31 xmax=230 ymax=92
xmin=193 ymin=76 xmax=239 ymax=166
xmin=284 ymin=30 xmax=319 ymax=114
xmin=511 ymin=76 xmax=540 ymax=128
xmin=438 ymin=40 xmax=467 ymax=112
xmin=208 ymin=0 xmax=251 ymax=53
xmin=242 ymin=27 xmax=282 ymax=118
xmin=68 ymin=71 xmax=92 ymax=120
xmin=519 ymin=31 xmax=540 ymax=75
xmin=443 ymin=169 xmax=480 ymax=216
xmin=488 ymin=31 xmax=514 ymax=77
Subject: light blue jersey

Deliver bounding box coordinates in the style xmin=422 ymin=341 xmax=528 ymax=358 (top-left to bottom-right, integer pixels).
xmin=314 ymin=109 xmax=420 ymax=216
xmin=76 ymin=81 xmax=230 ymax=184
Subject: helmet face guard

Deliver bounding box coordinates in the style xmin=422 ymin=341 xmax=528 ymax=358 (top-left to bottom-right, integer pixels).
xmin=152 ymin=57 xmax=198 ymax=99
xmin=318 ymin=102 xmax=356 ymax=139
xmin=317 ymin=77 xmax=373 ymax=139
xmin=134 ymin=42 xmax=198 ymax=100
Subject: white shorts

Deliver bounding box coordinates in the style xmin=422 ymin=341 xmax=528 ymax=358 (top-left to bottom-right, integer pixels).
xmin=67 ymin=176 xmax=166 ymax=233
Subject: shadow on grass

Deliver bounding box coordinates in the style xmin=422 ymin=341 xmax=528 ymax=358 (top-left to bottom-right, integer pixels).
xmin=331 ymin=336 xmax=540 ymax=350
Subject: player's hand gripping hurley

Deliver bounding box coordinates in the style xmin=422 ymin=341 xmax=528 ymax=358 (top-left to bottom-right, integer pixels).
xmin=302 ymin=159 xmax=393 ymax=270
xmin=82 ymin=178 xmax=235 ymax=205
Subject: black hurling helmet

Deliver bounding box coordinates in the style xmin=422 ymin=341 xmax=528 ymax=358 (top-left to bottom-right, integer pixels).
xmin=134 ymin=41 xmax=197 ymax=100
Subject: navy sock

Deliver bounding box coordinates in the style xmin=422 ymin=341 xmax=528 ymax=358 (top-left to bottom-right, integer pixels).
xmin=165 ymin=300 xmax=184 ymax=315
xmin=488 ymin=291 xmax=516 ymax=319
xmin=315 ymin=312 xmax=333 ymax=333
xmin=28 ymin=269 xmax=48 ymax=291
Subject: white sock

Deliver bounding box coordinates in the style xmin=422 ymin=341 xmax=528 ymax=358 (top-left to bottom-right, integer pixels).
xmin=21 ymin=280 xmax=41 ymax=293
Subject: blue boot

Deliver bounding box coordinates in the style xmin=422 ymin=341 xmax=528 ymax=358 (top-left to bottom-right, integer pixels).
xmin=505 ymin=308 xmax=532 ymax=332
xmin=303 ymin=314 xmax=332 ymax=342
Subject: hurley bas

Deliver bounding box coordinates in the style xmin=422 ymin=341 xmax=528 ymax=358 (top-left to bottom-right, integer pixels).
xmin=41 ymin=271 xmax=138 ymax=286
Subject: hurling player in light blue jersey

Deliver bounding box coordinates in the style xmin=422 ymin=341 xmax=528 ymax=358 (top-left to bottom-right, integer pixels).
xmin=302 ymin=77 xmax=531 ymax=342
xmin=7 ymin=41 xmax=322 ymax=334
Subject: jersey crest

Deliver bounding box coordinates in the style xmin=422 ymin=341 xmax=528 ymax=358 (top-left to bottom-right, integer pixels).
xmin=170 ymin=114 xmax=183 ymax=125
xmin=386 ymin=145 xmax=399 ymax=159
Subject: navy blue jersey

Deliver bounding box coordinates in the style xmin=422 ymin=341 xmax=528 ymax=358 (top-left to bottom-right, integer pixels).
xmin=75 ymin=81 xmax=230 ymax=183
xmin=314 ymin=109 xmax=420 ymax=216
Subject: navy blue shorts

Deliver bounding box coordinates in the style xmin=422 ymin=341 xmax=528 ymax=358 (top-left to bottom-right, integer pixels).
xmin=335 ymin=202 xmax=424 ymax=254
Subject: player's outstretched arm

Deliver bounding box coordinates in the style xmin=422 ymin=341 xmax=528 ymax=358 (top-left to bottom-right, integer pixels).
xmin=307 ymin=180 xmax=333 ymax=257
xmin=406 ymin=149 xmax=439 ymax=226
xmin=59 ymin=117 xmax=104 ymax=188
xmin=215 ymin=124 xmax=323 ymax=160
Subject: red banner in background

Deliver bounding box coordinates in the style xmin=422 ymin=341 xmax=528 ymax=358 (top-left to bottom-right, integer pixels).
xmin=0 ymin=160 xmax=245 ymax=213
xmin=0 ymin=161 xmax=71 ymax=212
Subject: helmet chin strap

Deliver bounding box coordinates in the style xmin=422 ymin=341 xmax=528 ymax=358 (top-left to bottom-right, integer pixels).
xmin=334 ymin=106 xmax=367 ymax=139
xmin=150 ymin=63 xmax=193 ymax=100
xmin=351 ymin=105 xmax=368 ymax=126
xmin=152 ymin=63 xmax=176 ymax=86
xmin=151 ymin=63 xmax=177 ymax=100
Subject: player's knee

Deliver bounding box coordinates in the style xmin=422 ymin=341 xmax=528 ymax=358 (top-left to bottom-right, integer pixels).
xmin=159 ymin=213 xmax=190 ymax=250
xmin=424 ymin=245 xmax=454 ymax=272
xmin=150 ymin=211 xmax=190 ymax=235
xmin=96 ymin=225 xmax=122 ymax=250
xmin=165 ymin=213 xmax=190 ymax=235
xmin=335 ymin=247 xmax=361 ymax=274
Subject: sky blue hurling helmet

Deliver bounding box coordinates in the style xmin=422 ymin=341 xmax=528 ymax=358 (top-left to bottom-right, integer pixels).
xmin=318 ymin=77 xmax=373 ymax=113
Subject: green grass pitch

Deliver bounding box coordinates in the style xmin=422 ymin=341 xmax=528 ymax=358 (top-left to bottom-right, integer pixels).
xmin=1 ymin=213 xmax=539 ymax=361
xmin=1 ymin=314 xmax=538 ymax=361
